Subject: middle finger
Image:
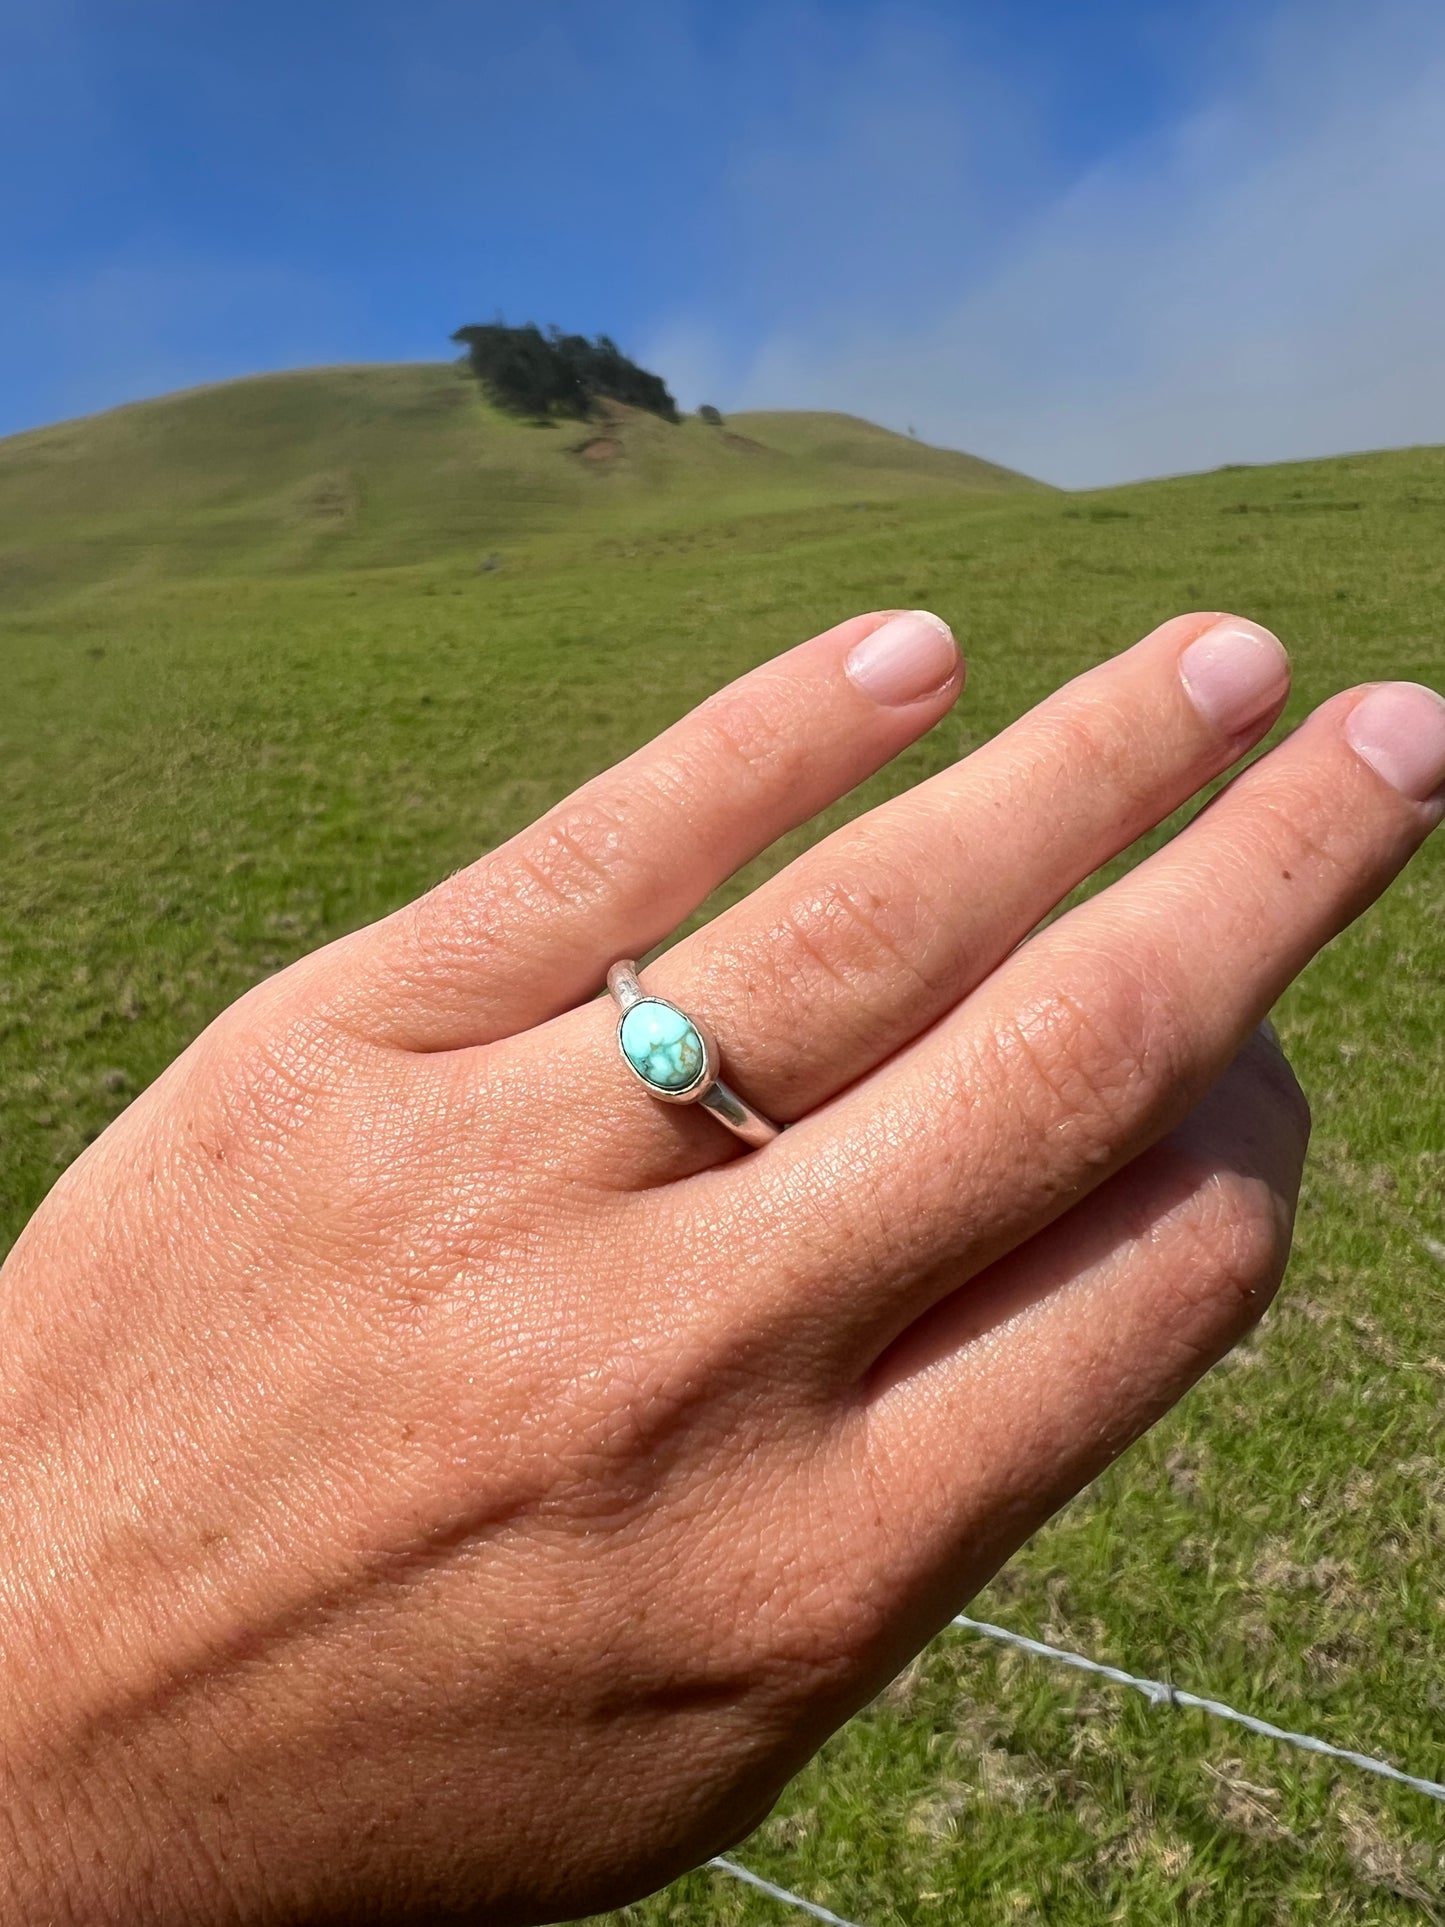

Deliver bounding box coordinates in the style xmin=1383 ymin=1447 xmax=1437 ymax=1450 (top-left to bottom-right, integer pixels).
xmin=744 ymin=676 xmax=1441 ymax=1367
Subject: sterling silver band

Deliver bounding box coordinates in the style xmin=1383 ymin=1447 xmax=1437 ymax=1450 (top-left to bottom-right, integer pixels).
xmin=606 ymin=961 xmax=780 ymax=1150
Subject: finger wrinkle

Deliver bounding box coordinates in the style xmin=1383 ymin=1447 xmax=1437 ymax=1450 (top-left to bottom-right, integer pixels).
xmin=692 ymin=680 xmax=811 ymax=792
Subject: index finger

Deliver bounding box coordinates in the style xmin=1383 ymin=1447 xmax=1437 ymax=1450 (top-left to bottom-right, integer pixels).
xmin=331 ymin=609 xmax=963 ymax=1050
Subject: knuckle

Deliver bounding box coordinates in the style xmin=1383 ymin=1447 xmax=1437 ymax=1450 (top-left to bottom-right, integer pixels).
xmin=174 ymin=1004 xmax=374 ymax=1199
xmin=826 ymin=866 xmax=947 ymax=996
xmin=487 ymin=797 xmax=632 ymax=921
xmin=368 ymin=673 xmax=827 ymax=997
xmin=718 ymin=863 xmax=943 ymax=1041
xmin=689 ymin=681 xmax=805 ymax=793
xmin=1252 ymin=787 xmax=1353 ymax=879
xmin=746 ymin=1541 xmax=895 ymax=1699
xmin=1034 ymin=696 xmax=1165 ymax=821
xmin=689 ymin=915 xmax=847 ymax=1060
xmin=774 ymin=886 xmax=917 ymax=1002
xmin=382 ymin=865 xmax=506 ymax=983
xmin=743 ymin=904 xmax=858 ymax=1011
xmin=209 ymin=1001 xmax=352 ymax=1125
xmin=393 ymin=792 xmax=638 ymax=976
xmin=1170 ymin=1171 xmax=1293 ymax=1330
xmin=995 ymin=956 xmax=1180 ymax=1167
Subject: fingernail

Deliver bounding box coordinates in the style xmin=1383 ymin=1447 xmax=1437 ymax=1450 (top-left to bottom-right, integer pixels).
xmin=845 ymin=610 xmax=959 ymax=706
xmin=1178 ymin=617 xmax=1289 ymax=732
xmin=1344 ymin=682 xmax=1445 ymax=802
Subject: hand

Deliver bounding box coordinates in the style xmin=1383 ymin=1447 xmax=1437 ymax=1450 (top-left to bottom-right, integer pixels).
xmin=0 ymin=609 xmax=1439 ymax=1925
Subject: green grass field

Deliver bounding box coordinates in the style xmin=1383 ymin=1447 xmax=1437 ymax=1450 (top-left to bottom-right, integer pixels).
xmin=1 ymin=366 xmax=1441 ymax=1923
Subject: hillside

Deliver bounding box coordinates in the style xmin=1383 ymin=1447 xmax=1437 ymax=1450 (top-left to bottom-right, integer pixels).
xmin=0 ymin=362 xmax=1041 ymax=609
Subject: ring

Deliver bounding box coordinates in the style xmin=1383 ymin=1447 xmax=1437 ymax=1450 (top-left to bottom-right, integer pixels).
xmin=606 ymin=961 xmax=781 ymax=1150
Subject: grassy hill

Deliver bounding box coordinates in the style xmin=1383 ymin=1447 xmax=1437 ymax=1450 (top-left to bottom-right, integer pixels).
xmin=0 ymin=368 xmax=1442 ymax=1923
xmin=0 ymin=362 xmax=1039 ymax=609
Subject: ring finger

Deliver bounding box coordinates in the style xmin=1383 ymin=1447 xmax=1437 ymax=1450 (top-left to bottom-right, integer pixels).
xmin=556 ymin=608 xmax=1290 ymax=1175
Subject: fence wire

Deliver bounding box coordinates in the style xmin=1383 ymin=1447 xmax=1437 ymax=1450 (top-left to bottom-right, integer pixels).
xmin=950 ymin=1614 xmax=1445 ymax=1801
xmin=709 ymin=1857 xmax=868 ymax=1927
xmin=709 ymin=1163 xmax=1445 ymax=1919
xmin=707 ymin=1613 xmax=1445 ymax=1926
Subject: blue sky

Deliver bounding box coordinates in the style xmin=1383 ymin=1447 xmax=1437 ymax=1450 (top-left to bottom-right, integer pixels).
xmin=4 ymin=0 xmax=1445 ymax=482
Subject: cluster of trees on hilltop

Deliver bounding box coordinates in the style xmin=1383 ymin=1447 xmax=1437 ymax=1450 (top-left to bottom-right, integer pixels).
xmin=452 ymin=322 xmax=680 ymax=423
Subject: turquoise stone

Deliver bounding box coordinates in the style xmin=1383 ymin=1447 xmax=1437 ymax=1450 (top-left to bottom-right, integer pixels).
xmin=620 ymin=1000 xmax=706 ymax=1093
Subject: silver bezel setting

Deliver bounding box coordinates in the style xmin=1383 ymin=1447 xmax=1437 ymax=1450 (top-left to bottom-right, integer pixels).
xmin=613 ymin=995 xmax=720 ymax=1105
xmin=605 ymin=959 xmax=781 ymax=1148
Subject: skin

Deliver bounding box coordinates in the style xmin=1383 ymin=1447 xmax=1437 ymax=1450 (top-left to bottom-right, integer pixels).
xmin=0 ymin=607 xmax=1438 ymax=1925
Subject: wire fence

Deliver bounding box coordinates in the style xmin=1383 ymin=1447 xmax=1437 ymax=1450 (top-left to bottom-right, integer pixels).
xmin=703 ymin=1165 xmax=1445 ymax=1921
xmin=948 ymin=1614 xmax=1445 ymax=1801
xmin=709 ymin=1858 xmax=869 ymax=1927
xmin=708 ymin=1610 xmax=1445 ymax=1925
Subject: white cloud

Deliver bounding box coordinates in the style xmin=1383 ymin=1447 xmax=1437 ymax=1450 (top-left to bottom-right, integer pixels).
xmin=657 ymin=0 xmax=1445 ymax=486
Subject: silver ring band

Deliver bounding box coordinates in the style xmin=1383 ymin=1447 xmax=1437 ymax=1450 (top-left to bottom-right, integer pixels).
xmin=606 ymin=961 xmax=781 ymax=1150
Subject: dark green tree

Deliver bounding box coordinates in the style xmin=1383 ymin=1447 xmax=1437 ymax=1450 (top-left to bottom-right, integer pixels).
xmin=452 ymin=322 xmax=679 ymax=423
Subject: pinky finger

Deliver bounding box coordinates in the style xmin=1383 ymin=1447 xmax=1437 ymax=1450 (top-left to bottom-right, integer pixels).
xmin=857 ymin=1023 xmax=1310 ymax=1625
